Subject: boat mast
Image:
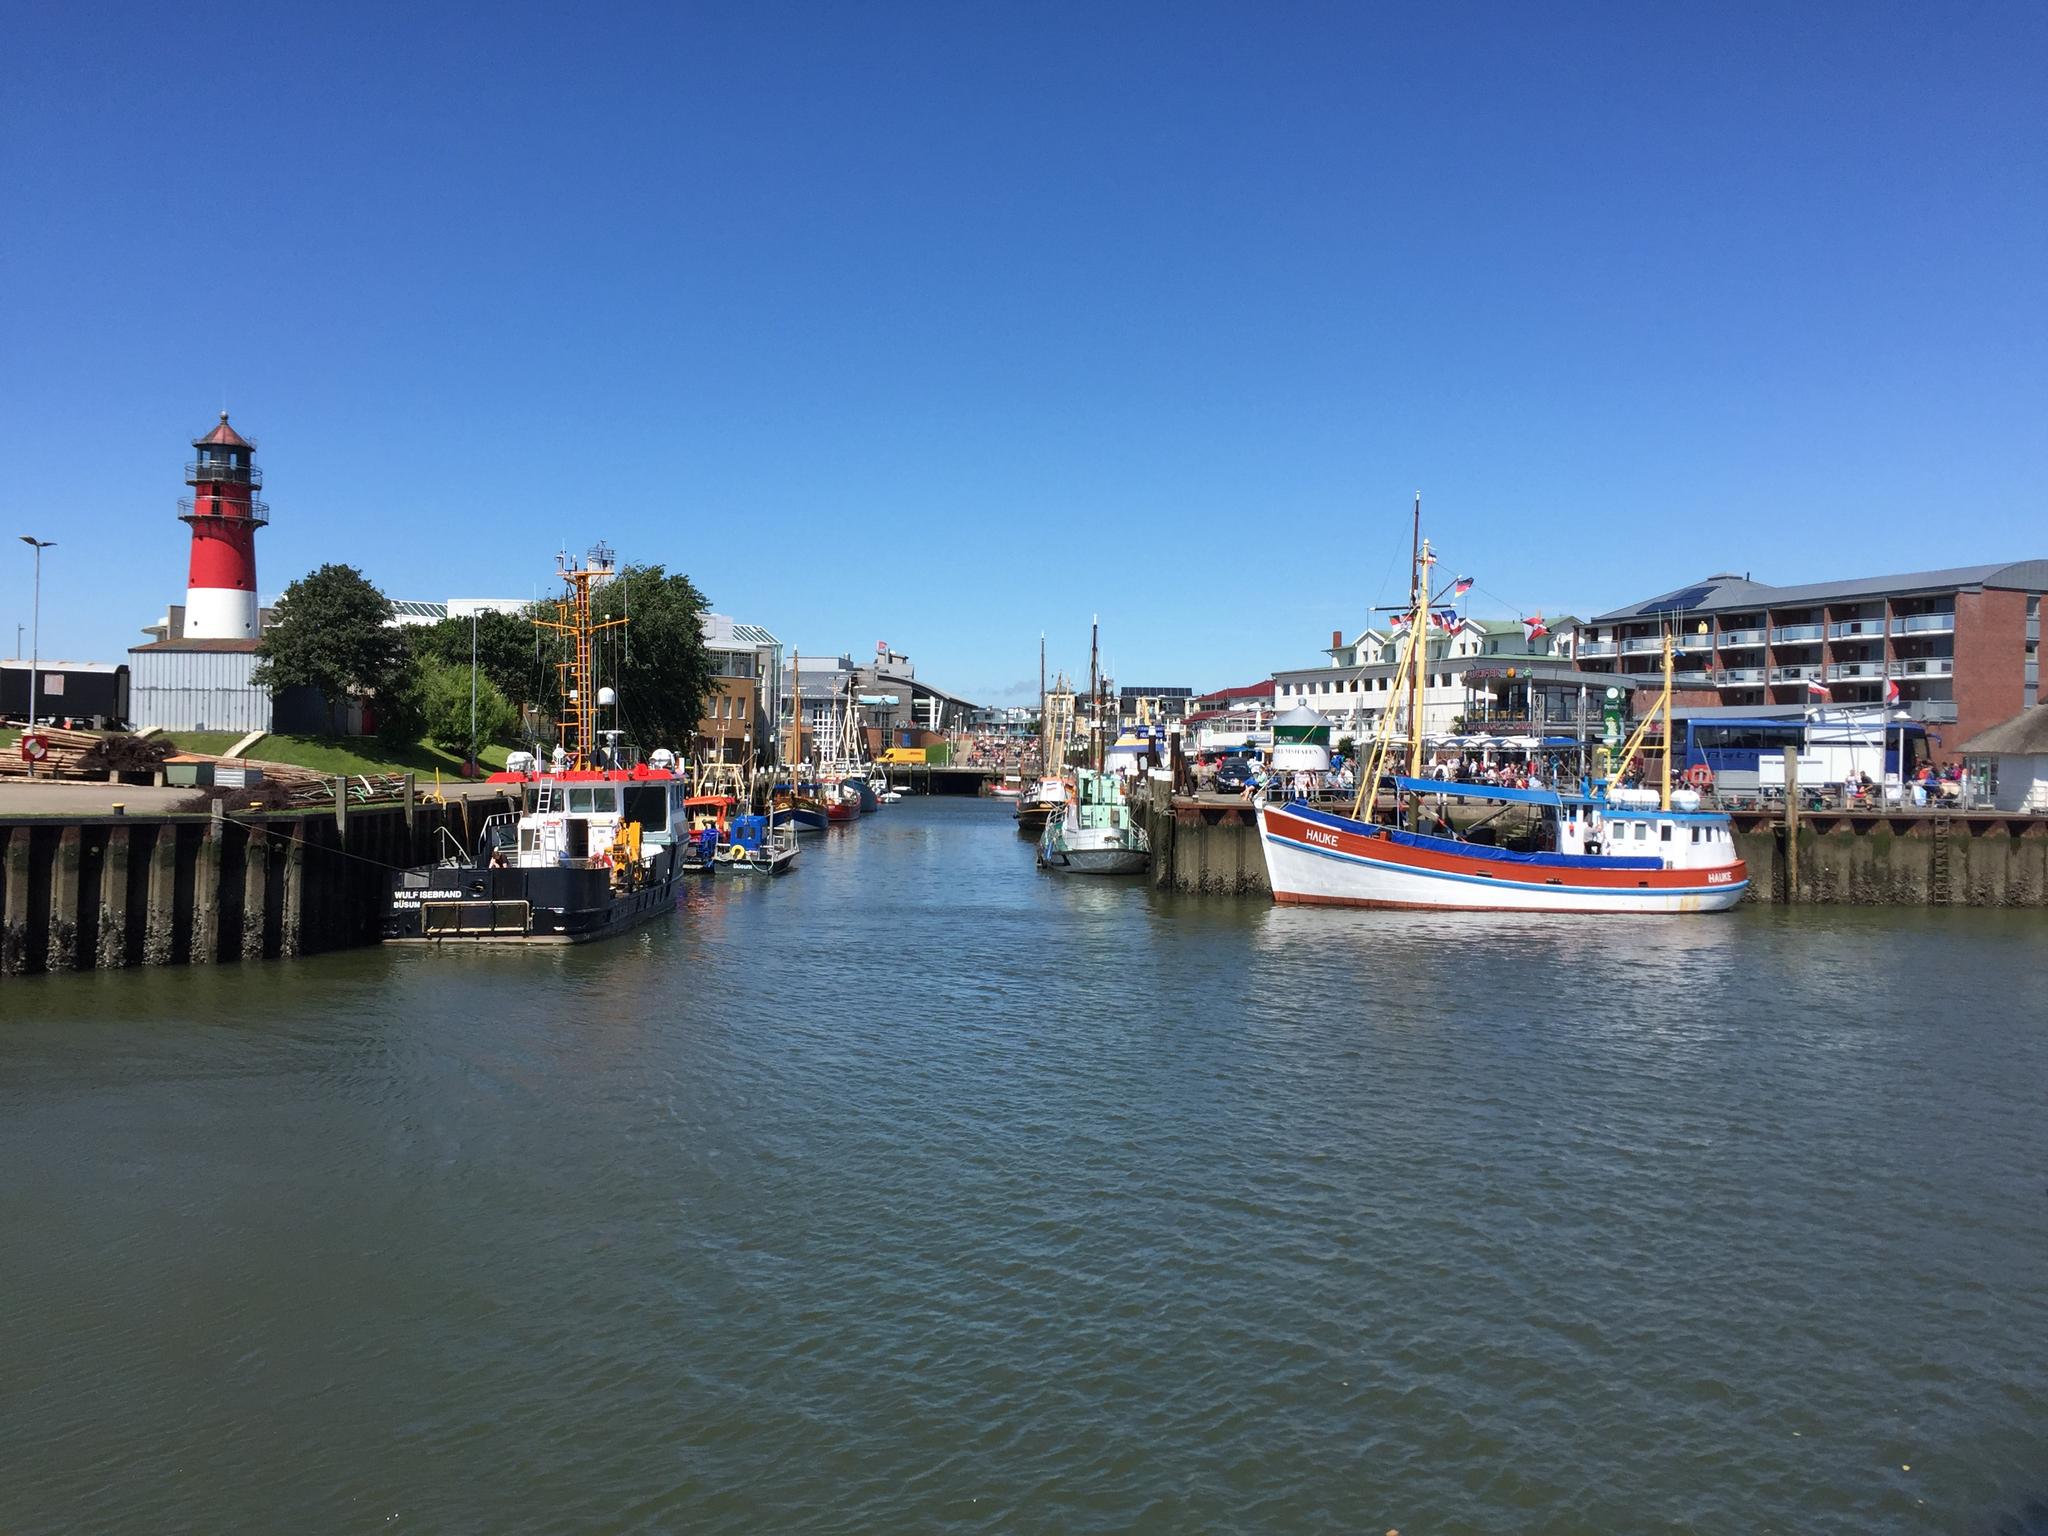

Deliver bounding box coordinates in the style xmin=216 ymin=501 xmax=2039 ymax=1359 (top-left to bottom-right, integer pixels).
xmin=1039 ymin=632 xmax=1047 ymax=776
xmin=1089 ymin=616 xmax=1101 ymax=773
xmin=1661 ymin=627 xmax=1674 ymax=812
xmin=534 ymin=544 xmax=625 ymax=771
xmin=1408 ymin=496 xmax=1430 ymax=784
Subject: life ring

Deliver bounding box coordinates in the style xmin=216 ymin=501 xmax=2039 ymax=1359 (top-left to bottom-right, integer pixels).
xmin=1682 ymin=763 xmax=1716 ymax=792
xmin=20 ymin=733 xmax=49 ymax=763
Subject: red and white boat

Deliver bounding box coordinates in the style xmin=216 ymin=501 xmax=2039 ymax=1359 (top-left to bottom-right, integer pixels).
xmin=1258 ymin=500 xmax=1746 ymax=915
xmin=1258 ymin=782 xmax=1747 ymax=914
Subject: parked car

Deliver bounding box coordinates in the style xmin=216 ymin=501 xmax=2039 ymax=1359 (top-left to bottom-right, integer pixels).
xmin=1214 ymin=755 xmax=1257 ymax=792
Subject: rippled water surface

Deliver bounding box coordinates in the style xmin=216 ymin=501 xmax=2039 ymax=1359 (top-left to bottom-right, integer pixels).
xmin=3 ymin=798 xmax=2046 ymax=1533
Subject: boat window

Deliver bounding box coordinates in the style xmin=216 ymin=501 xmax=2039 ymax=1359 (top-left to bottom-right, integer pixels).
xmin=1660 ymin=823 xmax=1673 ymax=842
xmin=625 ymin=785 xmax=669 ymax=831
xmin=594 ymin=788 xmax=619 ymax=814
xmin=568 ymin=788 xmax=595 ymax=813
xmin=1634 ymin=822 xmax=1647 ymax=840
xmin=1691 ymin=827 xmax=1700 ymax=844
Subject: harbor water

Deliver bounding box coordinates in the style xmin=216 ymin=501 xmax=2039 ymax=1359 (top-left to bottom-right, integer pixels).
xmin=2 ymin=798 xmax=2044 ymax=1533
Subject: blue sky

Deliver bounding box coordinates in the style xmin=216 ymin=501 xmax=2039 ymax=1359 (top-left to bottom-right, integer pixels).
xmin=4 ymin=3 xmax=2042 ymax=701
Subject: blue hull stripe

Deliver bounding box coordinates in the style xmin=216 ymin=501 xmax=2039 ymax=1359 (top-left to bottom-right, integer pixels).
xmin=1264 ymin=828 xmax=1748 ymax=901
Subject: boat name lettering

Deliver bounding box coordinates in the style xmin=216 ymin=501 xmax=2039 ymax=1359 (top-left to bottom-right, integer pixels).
xmin=1707 ymin=871 xmax=1733 ymax=884
xmin=1304 ymin=830 xmax=1340 ymax=847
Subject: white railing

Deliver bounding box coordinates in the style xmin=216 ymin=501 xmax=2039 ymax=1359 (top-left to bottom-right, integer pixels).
xmin=1901 ymin=657 xmax=1954 ymax=676
xmin=1577 ymin=641 xmax=1616 ymax=657
xmin=1769 ymin=664 xmax=1822 ymax=682
xmin=1828 ymin=619 xmax=1885 ymax=639
xmin=1771 ymin=624 xmax=1825 ymax=643
xmin=1718 ymin=667 xmax=1766 ymax=684
xmin=1896 ymin=612 xmax=1955 ymax=634
xmin=1717 ymin=628 xmax=1767 ymax=647
xmin=1621 ymin=637 xmax=1664 ymax=654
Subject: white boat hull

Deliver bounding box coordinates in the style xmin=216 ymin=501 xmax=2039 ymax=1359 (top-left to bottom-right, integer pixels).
xmin=1257 ymin=803 xmax=1747 ymax=914
xmin=1040 ymin=823 xmax=1149 ymax=876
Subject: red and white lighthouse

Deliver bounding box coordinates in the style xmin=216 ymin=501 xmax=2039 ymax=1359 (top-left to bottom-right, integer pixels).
xmin=180 ymin=412 xmax=269 ymax=639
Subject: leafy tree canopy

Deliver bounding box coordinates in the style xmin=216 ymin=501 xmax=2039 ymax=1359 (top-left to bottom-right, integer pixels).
xmin=253 ymin=564 xmax=410 ymax=704
xmin=411 ymin=609 xmax=543 ymax=709
xmin=416 ymin=656 xmax=520 ymax=758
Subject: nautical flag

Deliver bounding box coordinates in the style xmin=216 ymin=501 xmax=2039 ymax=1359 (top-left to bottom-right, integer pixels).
xmin=1389 ymin=614 xmax=1411 ymax=629
xmin=1431 ymin=608 xmax=1459 ymax=630
xmin=1885 ymin=677 xmax=1901 ymax=705
xmin=1806 ymin=678 xmax=1832 ymax=700
xmin=1451 ymin=576 xmax=1474 ymax=596
xmin=1523 ymin=613 xmax=1549 ymax=640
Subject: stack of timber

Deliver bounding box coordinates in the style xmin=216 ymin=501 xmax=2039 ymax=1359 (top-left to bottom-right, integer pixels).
xmin=0 ymin=728 xmax=173 ymax=780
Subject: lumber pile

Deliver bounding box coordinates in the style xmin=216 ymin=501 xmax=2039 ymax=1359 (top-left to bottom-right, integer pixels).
xmin=0 ymin=727 xmax=175 ymax=779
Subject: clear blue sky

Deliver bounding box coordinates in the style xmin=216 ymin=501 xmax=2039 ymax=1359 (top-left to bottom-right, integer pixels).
xmin=4 ymin=3 xmax=2043 ymax=701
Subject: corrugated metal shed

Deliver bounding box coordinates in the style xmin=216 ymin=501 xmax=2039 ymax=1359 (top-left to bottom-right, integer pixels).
xmin=128 ymin=645 xmax=272 ymax=733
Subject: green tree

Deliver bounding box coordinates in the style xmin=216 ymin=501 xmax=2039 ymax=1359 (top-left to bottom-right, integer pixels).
xmin=416 ymin=656 xmax=519 ymax=758
xmin=411 ymin=609 xmax=543 ymax=710
xmin=534 ymin=563 xmax=715 ymax=753
xmin=253 ymin=564 xmax=412 ymax=733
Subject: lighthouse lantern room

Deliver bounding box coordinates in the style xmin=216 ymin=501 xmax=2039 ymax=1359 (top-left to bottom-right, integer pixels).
xmin=179 ymin=411 xmax=270 ymax=639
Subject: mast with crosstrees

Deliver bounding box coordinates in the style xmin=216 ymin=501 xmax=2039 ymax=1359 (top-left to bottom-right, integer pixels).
xmin=533 ymin=544 xmax=627 ymax=771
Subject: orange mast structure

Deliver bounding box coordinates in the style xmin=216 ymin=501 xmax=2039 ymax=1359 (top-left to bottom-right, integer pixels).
xmin=534 ymin=544 xmax=627 ymax=770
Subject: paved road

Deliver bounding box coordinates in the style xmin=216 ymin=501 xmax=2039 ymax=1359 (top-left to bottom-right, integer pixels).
xmin=0 ymin=781 xmax=208 ymax=817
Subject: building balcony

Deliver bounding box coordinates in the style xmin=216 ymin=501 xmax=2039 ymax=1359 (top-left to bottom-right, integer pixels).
xmin=1673 ymin=669 xmax=1715 ymax=686
xmin=1895 ymin=611 xmax=1955 ymax=635
xmin=1577 ymin=640 xmax=1616 ymax=657
xmin=177 ymin=497 xmax=270 ymax=526
xmin=1769 ymin=664 xmax=1824 ymax=682
xmin=1717 ymin=629 xmax=1766 ymax=648
xmin=1770 ymin=623 xmax=1825 ymax=644
xmin=185 ymin=460 xmax=262 ymax=488
xmin=1901 ymin=656 xmax=1954 ymax=677
xmin=1827 ymin=619 xmax=1885 ymax=639
xmin=1830 ymin=661 xmax=1883 ymax=679
xmin=1717 ymin=667 xmax=1766 ymax=684
xmin=1621 ymin=636 xmax=1665 ymax=654
xmin=1673 ymin=633 xmax=1714 ymax=652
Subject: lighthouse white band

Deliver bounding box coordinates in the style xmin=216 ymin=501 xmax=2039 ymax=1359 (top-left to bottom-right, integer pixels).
xmin=185 ymin=586 xmax=261 ymax=640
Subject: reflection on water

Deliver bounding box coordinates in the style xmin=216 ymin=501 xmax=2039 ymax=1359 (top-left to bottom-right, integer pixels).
xmin=2 ymin=797 xmax=2045 ymax=1534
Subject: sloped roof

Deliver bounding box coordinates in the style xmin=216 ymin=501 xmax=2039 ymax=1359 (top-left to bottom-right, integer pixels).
xmin=193 ymin=411 xmax=253 ymax=450
xmin=1593 ymin=562 xmax=2048 ymax=623
xmin=1962 ymin=707 xmax=2048 ymax=756
xmin=129 ymin=638 xmax=262 ymax=653
xmin=1200 ymin=680 xmax=1275 ymax=701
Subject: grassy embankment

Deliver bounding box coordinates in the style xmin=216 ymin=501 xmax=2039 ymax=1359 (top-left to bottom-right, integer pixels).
xmin=1 ymin=726 xmax=512 ymax=780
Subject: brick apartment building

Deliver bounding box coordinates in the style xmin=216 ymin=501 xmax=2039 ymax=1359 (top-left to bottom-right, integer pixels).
xmin=1573 ymin=562 xmax=2048 ymax=760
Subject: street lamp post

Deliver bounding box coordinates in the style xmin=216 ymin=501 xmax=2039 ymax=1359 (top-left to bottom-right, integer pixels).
xmin=469 ymin=609 xmax=480 ymax=776
xmin=19 ymin=537 xmax=54 ymax=778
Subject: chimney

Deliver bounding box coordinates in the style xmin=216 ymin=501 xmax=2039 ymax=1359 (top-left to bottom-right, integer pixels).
xmin=1331 ymin=629 xmax=1343 ymax=650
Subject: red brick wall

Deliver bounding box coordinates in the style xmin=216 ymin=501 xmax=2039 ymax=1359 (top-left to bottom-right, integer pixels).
xmin=1950 ymin=588 xmax=2027 ymax=761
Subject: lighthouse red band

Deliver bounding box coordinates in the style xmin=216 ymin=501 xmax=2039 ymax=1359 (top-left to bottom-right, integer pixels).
xmin=181 ymin=411 xmax=268 ymax=639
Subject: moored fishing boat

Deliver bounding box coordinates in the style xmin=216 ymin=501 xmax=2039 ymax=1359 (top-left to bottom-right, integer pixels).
xmin=770 ymin=782 xmax=832 ymax=834
xmin=1256 ymin=502 xmax=1746 ymax=914
xmin=1014 ymin=775 xmax=1068 ymax=837
xmin=384 ymin=545 xmax=695 ymax=943
xmin=1038 ymin=767 xmax=1150 ymax=875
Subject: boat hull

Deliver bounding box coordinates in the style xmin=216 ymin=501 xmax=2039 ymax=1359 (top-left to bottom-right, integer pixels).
xmin=1040 ymin=823 xmax=1149 ymax=876
xmin=383 ymin=851 xmax=686 ymax=944
xmin=772 ymin=806 xmax=831 ymax=834
xmin=1257 ymin=801 xmax=1748 ymax=914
